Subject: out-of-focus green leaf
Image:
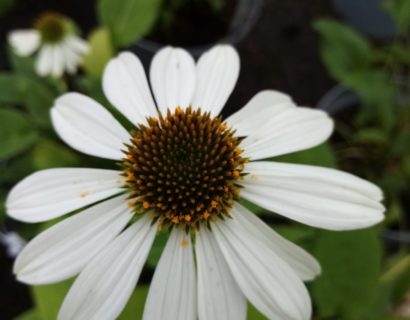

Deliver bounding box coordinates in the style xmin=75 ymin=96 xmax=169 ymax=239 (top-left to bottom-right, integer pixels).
xmin=345 ymin=70 xmax=395 ymax=129
xmin=83 ymin=28 xmax=114 ymax=79
xmin=15 ymin=309 xmax=41 ymax=320
xmin=0 ymin=74 xmax=58 ymax=128
xmin=403 ymin=155 xmax=410 ymax=177
xmin=146 ymin=230 xmax=167 ymax=267
xmin=98 ymin=0 xmax=162 ymax=47
xmin=274 ymin=225 xmax=316 ymax=244
xmin=312 ymin=228 xmax=382 ymax=319
xmin=0 ymin=108 xmax=37 ymax=159
xmin=119 ymin=285 xmax=149 ymax=319
xmin=313 ymin=19 xmax=371 ymax=81
xmin=353 ymin=128 xmax=389 ymax=145
xmin=32 ymin=280 xmax=73 ymax=320
xmin=0 ymin=154 xmax=34 ymax=184
xmin=247 ymin=304 xmax=267 ymax=320
xmin=7 ymin=47 xmax=36 ymax=75
xmin=0 ymin=194 xmax=5 ymax=220
xmin=0 ymin=0 xmax=14 ymax=16
xmin=391 ymin=131 xmax=410 ymax=156
xmin=0 ymin=73 xmax=21 ymax=103
xmin=32 ymin=138 xmax=82 ymax=170
xmin=274 ymin=142 xmax=337 ymax=168
xmin=18 ymin=76 xmax=56 ymax=128
xmin=384 ymin=0 xmax=410 ymax=33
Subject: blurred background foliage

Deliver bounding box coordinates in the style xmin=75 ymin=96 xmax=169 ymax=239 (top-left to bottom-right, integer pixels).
xmin=0 ymin=0 xmax=409 ymax=319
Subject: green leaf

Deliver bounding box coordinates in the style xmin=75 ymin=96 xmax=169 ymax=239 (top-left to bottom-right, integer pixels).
xmin=0 ymin=153 xmax=34 ymax=184
xmin=15 ymin=309 xmax=41 ymax=320
xmin=119 ymin=285 xmax=149 ymax=319
xmin=83 ymin=28 xmax=115 ymax=79
xmin=384 ymin=0 xmax=410 ymax=33
xmin=313 ymin=19 xmax=371 ymax=81
xmin=0 ymin=108 xmax=37 ymax=159
xmin=345 ymin=70 xmax=395 ymax=129
xmin=274 ymin=225 xmax=316 ymax=244
xmin=248 ymin=303 xmax=267 ymax=320
xmin=32 ymin=280 xmax=73 ymax=320
xmin=32 ymin=138 xmax=82 ymax=170
xmin=0 ymin=73 xmax=58 ymax=128
xmin=274 ymin=142 xmax=337 ymax=168
xmin=353 ymin=128 xmax=389 ymax=145
xmin=312 ymin=228 xmax=382 ymax=319
xmin=146 ymin=230 xmax=167 ymax=267
xmin=7 ymin=47 xmax=37 ymax=75
xmin=17 ymin=76 xmax=57 ymax=128
xmin=0 ymin=0 xmax=14 ymax=16
xmin=98 ymin=0 xmax=162 ymax=47
xmin=0 ymin=73 xmax=21 ymax=103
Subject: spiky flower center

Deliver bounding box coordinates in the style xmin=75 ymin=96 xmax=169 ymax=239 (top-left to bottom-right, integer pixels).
xmin=35 ymin=12 xmax=67 ymax=43
xmin=123 ymin=107 xmax=247 ymax=230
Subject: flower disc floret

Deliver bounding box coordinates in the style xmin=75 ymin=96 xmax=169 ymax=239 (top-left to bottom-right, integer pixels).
xmin=123 ymin=107 xmax=247 ymax=229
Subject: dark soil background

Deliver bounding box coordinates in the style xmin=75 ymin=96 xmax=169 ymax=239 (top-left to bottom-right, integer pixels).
xmin=0 ymin=0 xmax=336 ymax=318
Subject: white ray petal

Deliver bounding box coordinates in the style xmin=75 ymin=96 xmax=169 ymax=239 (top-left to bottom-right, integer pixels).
xmin=8 ymin=29 xmax=40 ymax=57
xmin=14 ymin=195 xmax=132 ymax=284
xmin=50 ymin=45 xmax=65 ymax=78
xmin=192 ymin=45 xmax=239 ymax=116
xmin=225 ymin=90 xmax=295 ymax=136
xmin=150 ymin=46 xmax=196 ymax=114
xmin=239 ymin=106 xmax=334 ymax=160
xmin=35 ymin=45 xmax=53 ymax=77
xmin=51 ymin=92 xmax=131 ymax=160
xmin=66 ymin=35 xmax=90 ymax=55
xmin=58 ymin=215 xmax=156 ymax=320
xmin=213 ymin=218 xmax=312 ymax=320
xmin=143 ymin=228 xmax=196 ymax=320
xmin=7 ymin=168 xmax=124 ymax=222
xmin=241 ymin=161 xmax=385 ymax=230
xmin=233 ymin=203 xmax=320 ymax=281
xmin=196 ymin=227 xmax=247 ymax=320
xmin=103 ymin=52 xmax=158 ymax=125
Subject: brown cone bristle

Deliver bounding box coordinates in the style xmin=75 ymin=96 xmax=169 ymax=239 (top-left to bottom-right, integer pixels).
xmin=122 ymin=107 xmax=247 ymax=229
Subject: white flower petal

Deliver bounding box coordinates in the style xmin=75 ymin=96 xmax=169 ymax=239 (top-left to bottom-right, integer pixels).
xmin=8 ymin=29 xmax=40 ymax=57
xmin=58 ymin=215 xmax=156 ymax=320
xmin=192 ymin=45 xmax=240 ymax=116
xmin=240 ymin=106 xmax=334 ymax=160
xmin=50 ymin=45 xmax=65 ymax=78
xmin=196 ymin=227 xmax=247 ymax=320
xmin=233 ymin=203 xmax=320 ymax=281
xmin=51 ymin=92 xmax=131 ymax=160
xmin=103 ymin=52 xmax=158 ymax=125
xmin=14 ymin=195 xmax=132 ymax=285
xmin=61 ymin=42 xmax=78 ymax=74
xmin=6 ymin=168 xmax=124 ymax=222
xmin=150 ymin=47 xmax=196 ymax=114
xmin=66 ymin=35 xmax=90 ymax=55
xmin=213 ymin=217 xmax=312 ymax=320
xmin=35 ymin=45 xmax=53 ymax=77
xmin=143 ymin=228 xmax=196 ymax=320
xmin=226 ymin=90 xmax=294 ymax=136
xmin=241 ymin=161 xmax=385 ymax=230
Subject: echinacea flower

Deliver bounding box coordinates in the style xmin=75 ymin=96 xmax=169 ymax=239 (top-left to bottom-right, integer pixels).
xmin=8 ymin=12 xmax=89 ymax=78
xmin=6 ymin=45 xmax=384 ymax=320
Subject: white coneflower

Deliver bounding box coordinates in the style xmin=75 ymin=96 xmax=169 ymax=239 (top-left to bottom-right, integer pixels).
xmin=6 ymin=45 xmax=384 ymax=320
xmin=8 ymin=12 xmax=89 ymax=78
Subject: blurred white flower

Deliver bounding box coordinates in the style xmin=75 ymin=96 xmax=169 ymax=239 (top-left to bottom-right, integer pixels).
xmin=8 ymin=12 xmax=89 ymax=78
xmin=6 ymin=45 xmax=384 ymax=320
xmin=0 ymin=231 xmax=26 ymax=258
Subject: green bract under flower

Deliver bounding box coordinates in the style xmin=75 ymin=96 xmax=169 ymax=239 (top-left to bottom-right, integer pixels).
xmin=122 ymin=107 xmax=248 ymax=230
